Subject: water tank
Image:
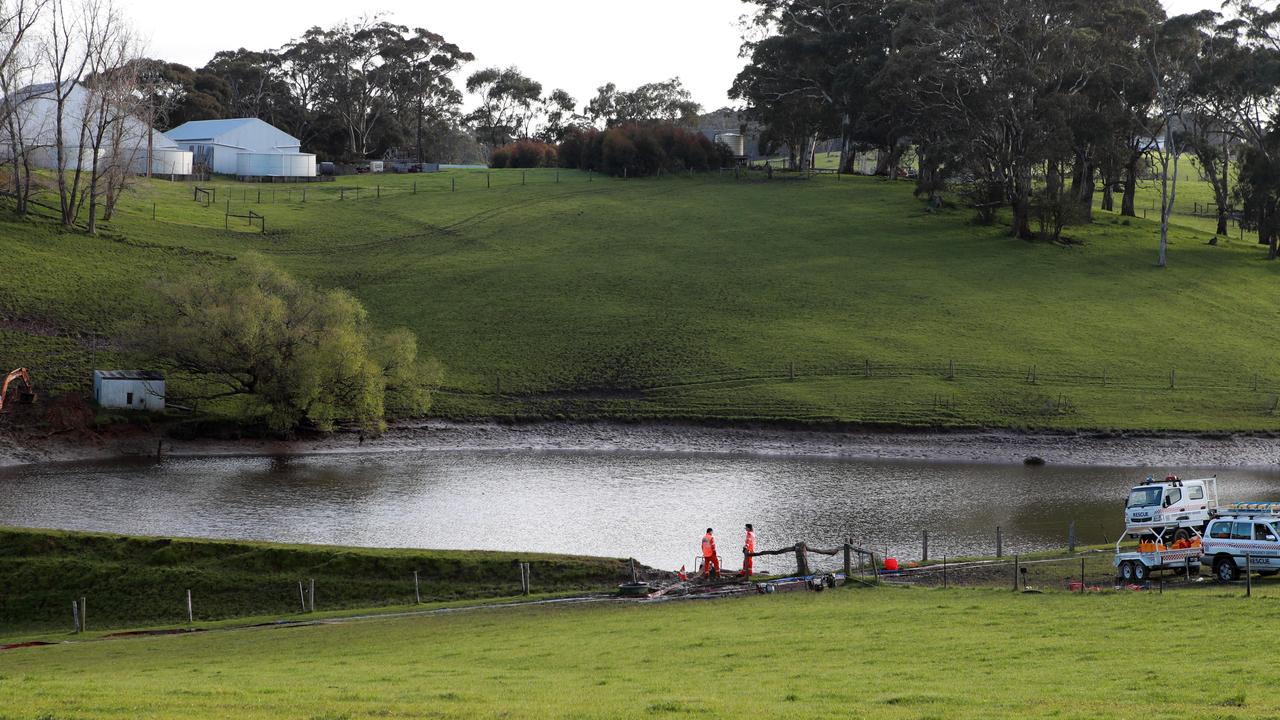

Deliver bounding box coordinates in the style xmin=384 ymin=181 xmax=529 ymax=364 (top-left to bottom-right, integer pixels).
xmin=716 ymin=132 xmax=746 ymax=158
xmin=235 ymin=152 xmax=317 ymax=177
xmin=138 ymin=149 xmax=192 ymax=175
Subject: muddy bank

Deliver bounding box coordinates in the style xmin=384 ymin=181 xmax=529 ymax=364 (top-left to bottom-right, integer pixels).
xmin=3 ymin=420 xmax=1280 ymax=468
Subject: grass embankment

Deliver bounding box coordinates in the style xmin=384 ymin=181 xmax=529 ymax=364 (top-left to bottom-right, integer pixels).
xmin=4 ymin=586 xmax=1279 ymax=718
xmin=0 ymin=526 xmax=634 ymax=634
xmin=4 ymin=166 xmax=1280 ymax=431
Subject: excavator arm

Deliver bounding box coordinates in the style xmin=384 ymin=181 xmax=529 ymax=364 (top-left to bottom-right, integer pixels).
xmin=0 ymin=368 xmax=34 ymax=412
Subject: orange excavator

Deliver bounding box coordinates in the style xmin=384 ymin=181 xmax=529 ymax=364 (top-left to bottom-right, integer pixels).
xmin=0 ymin=368 xmax=35 ymax=411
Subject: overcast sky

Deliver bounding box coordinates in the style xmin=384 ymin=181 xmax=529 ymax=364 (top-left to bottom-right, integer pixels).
xmin=123 ymin=0 xmax=1218 ymax=114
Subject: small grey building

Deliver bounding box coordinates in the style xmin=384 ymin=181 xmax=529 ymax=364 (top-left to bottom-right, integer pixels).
xmin=93 ymin=370 xmax=165 ymax=411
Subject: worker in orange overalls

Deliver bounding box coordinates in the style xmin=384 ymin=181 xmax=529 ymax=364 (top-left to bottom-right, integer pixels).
xmin=700 ymin=528 xmax=720 ymax=578
xmin=740 ymin=523 xmax=756 ymax=577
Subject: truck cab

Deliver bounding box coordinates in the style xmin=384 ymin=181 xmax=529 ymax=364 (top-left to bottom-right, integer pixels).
xmin=1201 ymin=505 xmax=1280 ymax=582
xmin=1125 ymin=476 xmax=1217 ymax=540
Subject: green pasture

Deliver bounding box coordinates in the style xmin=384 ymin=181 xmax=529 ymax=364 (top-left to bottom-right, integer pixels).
xmin=3 ymin=583 xmax=1278 ymax=719
xmin=2 ymin=165 xmax=1278 ymax=430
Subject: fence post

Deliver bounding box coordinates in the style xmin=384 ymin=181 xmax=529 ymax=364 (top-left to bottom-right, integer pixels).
xmin=72 ymin=599 xmax=80 ymax=633
xmin=794 ymin=542 xmax=811 ymax=576
xmin=80 ymin=597 xmax=86 ymax=631
xmin=524 ymin=563 xmax=531 ymax=595
xmin=1246 ymin=554 xmax=1253 ymax=597
xmin=922 ymin=529 xmax=928 ymax=563
xmin=298 ymin=581 xmax=306 ymax=612
xmin=789 ymin=362 xmax=795 ymax=381
xmin=996 ymin=526 xmax=1002 ymax=557
xmin=1080 ymin=557 xmax=1086 ymax=593
xmin=413 ymin=181 xmax=416 ymax=194
xmin=522 ymin=171 xmax=526 ymax=185
xmin=948 ymin=359 xmax=956 ymax=380
xmin=1013 ymin=554 xmax=1019 ymax=591
xmin=1068 ymin=520 xmax=1076 ymax=553
xmin=257 ymin=189 xmax=261 ymax=204
xmin=451 ymin=177 xmax=456 ymax=192
xmin=1170 ymin=368 xmax=1175 ymax=389
xmin=842 ymin=541 xmax=852 ymax=576
xmin=302 ymin=187 xmax=306 ymax=202
xmin=152 ymin=202 xmax=156 ymax=220
xmin=377 ymin=184 xmax=381 ymax=199
xmin=187 ymin=589 xmax=193 ymax=624
xmin=309 ymin=578 xmax=315 ymax=612
xmin=942 ymin=556 xmax=948 ymax=589
xmin=414 ymin=570 xmax=421 ymax=604
xmin=487 ymin=173 xmax=490 ymax=189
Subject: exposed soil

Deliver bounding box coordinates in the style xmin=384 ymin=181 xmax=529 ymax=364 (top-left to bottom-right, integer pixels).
xmin=1 ymin=418 xmax=1279 ymax=469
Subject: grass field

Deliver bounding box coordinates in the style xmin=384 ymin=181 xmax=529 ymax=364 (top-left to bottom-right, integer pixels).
xmin=4 ymin=164 xmax=1280 ymax=431
xmin=4 ymin=584 xmax=1279 ymax=719
xmin=0 ymin=526 xmax=634 ymax=635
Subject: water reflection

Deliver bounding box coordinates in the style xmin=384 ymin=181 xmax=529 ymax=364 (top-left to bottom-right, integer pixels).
xmin=1 ymin=450 xmax=1278 ymax=572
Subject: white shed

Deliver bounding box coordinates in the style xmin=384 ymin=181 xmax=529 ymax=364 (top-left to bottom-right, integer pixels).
xmin=164 ymin=118 xmax=316 ymax=177
xmin=93 ymin=370 xmax=165 ymax=411
xmin=1 ymin=81 xmax=191 ymax=175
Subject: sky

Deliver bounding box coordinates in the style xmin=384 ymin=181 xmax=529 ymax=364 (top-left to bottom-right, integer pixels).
xmin=121 ymin=0 xmax=1220 ymax=114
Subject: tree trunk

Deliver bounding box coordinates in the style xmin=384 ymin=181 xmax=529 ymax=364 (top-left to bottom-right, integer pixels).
xmin=1121 ymin=160 xmax=1138 ymax=217
xmin=1076 ymin=162 xmax=1095 ymax=222
xmin=1101 ymin=178 xmax=1114 ymax=213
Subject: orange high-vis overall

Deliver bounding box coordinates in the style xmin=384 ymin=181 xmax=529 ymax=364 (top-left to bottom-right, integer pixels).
xmin=742 ymin=530 xmax=756 ymax=576
xmin=701 ymin=532 xmax=719 ymax=577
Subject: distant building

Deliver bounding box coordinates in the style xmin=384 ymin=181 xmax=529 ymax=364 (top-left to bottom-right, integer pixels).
xmin=1 ymin=81 xmax=192 ymax=175
xmin=164 ymin=118 xmax=316 ymax=178
xmin=93 ymin=370 xmax=165 ymax=411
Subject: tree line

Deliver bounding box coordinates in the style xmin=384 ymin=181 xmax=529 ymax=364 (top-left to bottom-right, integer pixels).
xmin=140 ymin=16 xmax=706 ymax=165
xmin=731 ymin=0 xmax=1280 ymax=264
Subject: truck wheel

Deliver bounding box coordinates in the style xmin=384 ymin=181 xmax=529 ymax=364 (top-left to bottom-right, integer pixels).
xmin=1174 ymin=528 xmax=1191 ymax=543
xmin=1214 ymin=557 xmax=1239 ymax=582
xmin=1118 ymin=562 xmax=1134 ymax=582
xmin=1133 ymin=562 xmax=1149 ymax=581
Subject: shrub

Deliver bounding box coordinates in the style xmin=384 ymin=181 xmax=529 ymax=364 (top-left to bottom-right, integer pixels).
xmin=490 ymin=140 xmax=557 ymax=169
xmin=489 ymin=145 xmax=512 ymax=168
xmin=558 ymin=123 xmax=732 ymax=178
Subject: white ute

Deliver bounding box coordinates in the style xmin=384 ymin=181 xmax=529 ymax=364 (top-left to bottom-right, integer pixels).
xmin=1200 ymin=504 xmax=1280 ymax=582
xmin=1124 ymin=476 xmax=1218 ymax=541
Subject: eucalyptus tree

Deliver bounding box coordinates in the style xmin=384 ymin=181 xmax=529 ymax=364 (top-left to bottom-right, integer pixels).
xmin=735 ymin=0 xmax=898 ymax=173
xmin=465 ymin=66 xmax=542 ymax=146
xmin=1219 ymin=1 xmax=1280 ymax=254
xmin=382 ymin=28 xmax=472 ymax=162
xmin=584 ymin=78 xmax=701 ymax=129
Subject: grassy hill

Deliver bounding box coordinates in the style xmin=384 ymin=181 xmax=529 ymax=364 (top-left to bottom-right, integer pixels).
xmin=3 ymin=166 xmax=1278 ymax=431
xmin=0 ymin=526 xmax=636 ymax=634
xmin=3 ymin=584 xmax=1276 ymax=718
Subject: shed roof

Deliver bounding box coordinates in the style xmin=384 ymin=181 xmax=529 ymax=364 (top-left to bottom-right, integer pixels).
xmin=95 ymin=370 xmax=164 ymax=380
xmin=165 ymin=117 xmax=259 ymax=139
xmin=165 ymin=118 xmax=300 ymax=151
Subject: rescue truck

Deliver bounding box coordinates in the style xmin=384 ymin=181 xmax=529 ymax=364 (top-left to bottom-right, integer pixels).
xmin=1124 ymin=475 xmax=1218 ymax=541
xmin=1200 ymin=503 xmax=1280 ymax=582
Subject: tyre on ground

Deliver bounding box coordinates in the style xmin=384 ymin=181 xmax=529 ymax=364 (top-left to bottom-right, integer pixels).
xmin=1214 ymin=556 xmax=1239 ymax=583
